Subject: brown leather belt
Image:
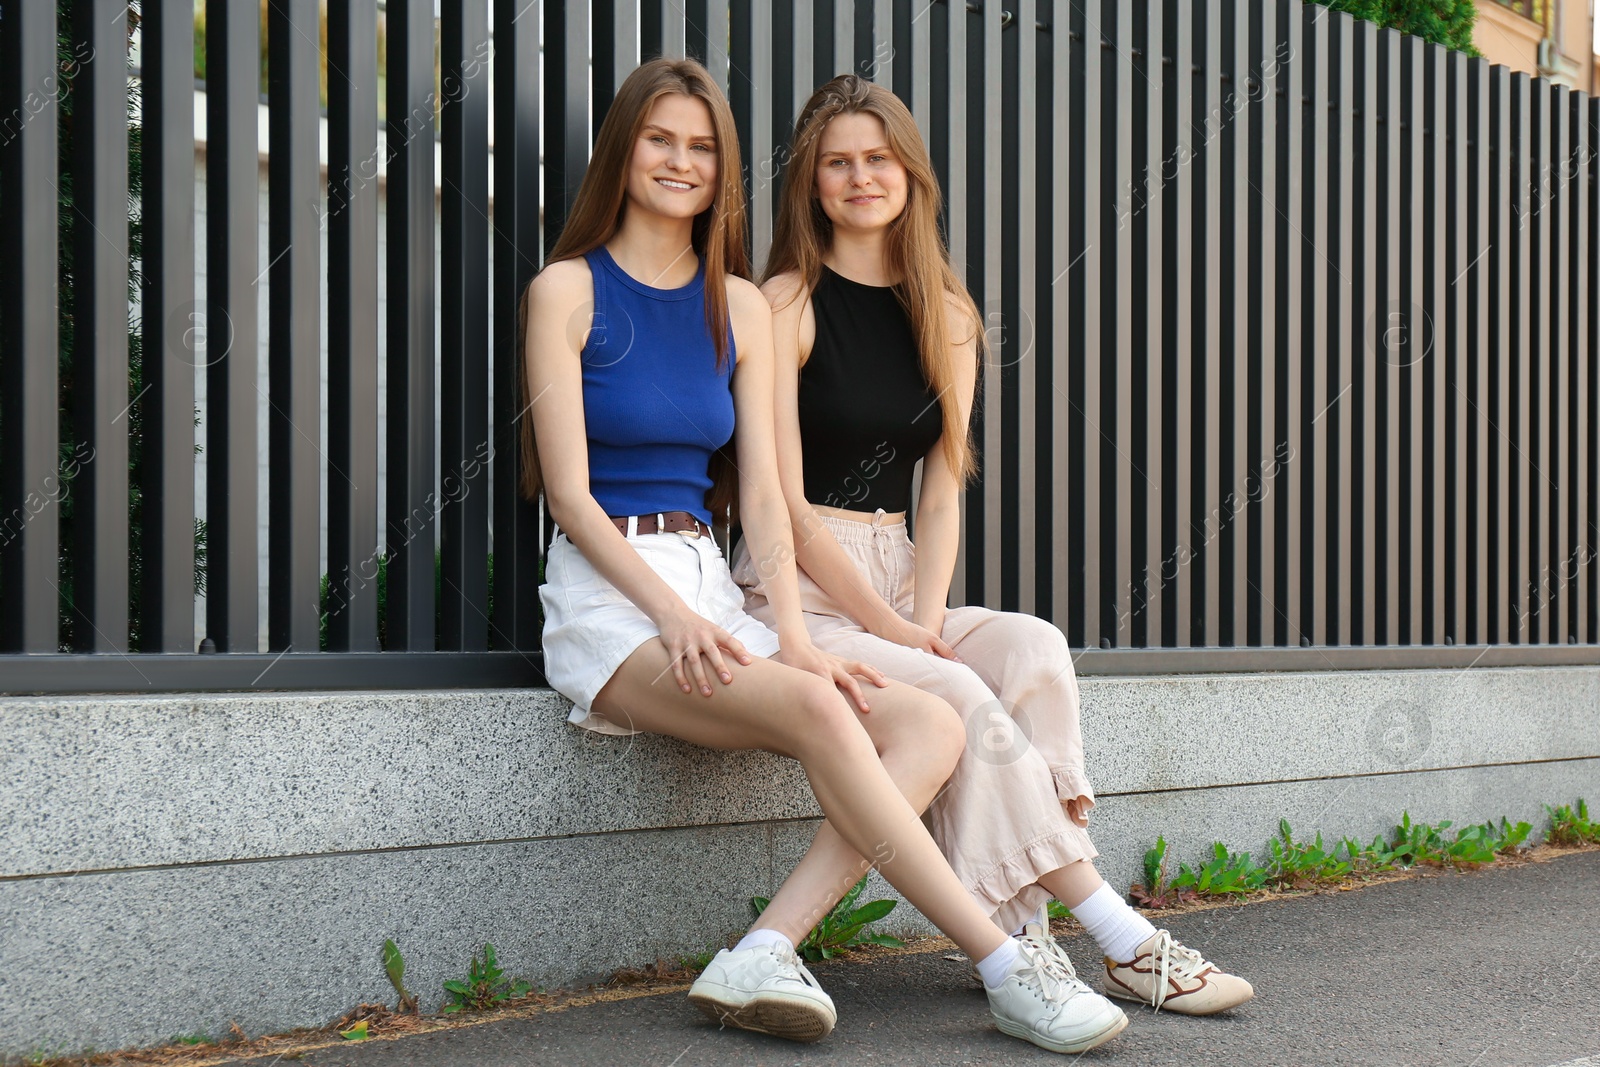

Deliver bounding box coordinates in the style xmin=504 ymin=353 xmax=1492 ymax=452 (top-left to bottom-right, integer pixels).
xmin=612 ymin=511 xmax=714 ymax=539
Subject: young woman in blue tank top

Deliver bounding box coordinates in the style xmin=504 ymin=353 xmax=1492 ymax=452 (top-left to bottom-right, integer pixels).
xmin=517 ymin=58 xmax=1111 ymax=1053
xmin=733 ymin=76 xmax=1257 ymax=1037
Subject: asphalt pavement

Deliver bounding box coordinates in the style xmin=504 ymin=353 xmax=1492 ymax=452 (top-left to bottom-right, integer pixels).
xmin=230 ymin=850 xmax=1600 ymax=1067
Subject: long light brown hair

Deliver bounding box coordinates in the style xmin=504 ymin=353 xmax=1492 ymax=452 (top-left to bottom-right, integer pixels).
xmin=516 ymin=58 xmax=748 ymax=510
xmin=763 ymin=74 xmax=983 ymax=483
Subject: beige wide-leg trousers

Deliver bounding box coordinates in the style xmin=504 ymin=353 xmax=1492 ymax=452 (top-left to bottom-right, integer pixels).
xmin=731 ymin=513 xmax=1098 ymax=935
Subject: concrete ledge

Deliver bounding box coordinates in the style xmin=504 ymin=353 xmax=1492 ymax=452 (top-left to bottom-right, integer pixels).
xmin=1 ymin=666 xmax=1595 ymax=1056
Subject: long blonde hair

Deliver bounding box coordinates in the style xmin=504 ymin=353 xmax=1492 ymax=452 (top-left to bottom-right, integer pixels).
xmin=763 ymin=74 xmax=983 ymax=483
xmin=516 ymin=58 xmax=748 ymax=509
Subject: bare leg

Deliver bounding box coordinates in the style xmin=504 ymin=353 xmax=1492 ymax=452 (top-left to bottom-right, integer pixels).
xmin=593 ymin=644 xmax=1008 ymax=961
xmin=751 ymin=681 xmax=968 ymax=945
xmin=1037 ymin=859 xmax=1106 ymax=910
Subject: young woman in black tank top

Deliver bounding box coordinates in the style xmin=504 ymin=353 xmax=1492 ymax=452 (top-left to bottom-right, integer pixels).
xmin=733 ymin=76 xmax=1255 ymax=1030
xmin=518 ymin=58 xmax=1117 ymax=1052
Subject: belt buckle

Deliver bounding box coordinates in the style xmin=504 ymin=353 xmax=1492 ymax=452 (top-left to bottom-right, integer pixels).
xmin=678 ymin=513 xmax=702 ymax=539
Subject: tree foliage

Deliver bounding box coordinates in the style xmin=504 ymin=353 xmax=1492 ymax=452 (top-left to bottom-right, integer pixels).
xmin=1305 ymin=0 xmax=1483 ymax=58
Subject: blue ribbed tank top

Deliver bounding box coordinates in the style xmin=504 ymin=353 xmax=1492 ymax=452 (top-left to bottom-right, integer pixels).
xmin=579 ymin=245 xmax=735 ymax=525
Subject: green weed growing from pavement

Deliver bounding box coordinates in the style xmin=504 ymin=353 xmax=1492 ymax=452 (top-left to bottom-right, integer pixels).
xmin=1386 ymin=813 xmax=1514 ymax=869
xmin=1478 ymin=816 xmax=1534 ymax=855
xmin=752 ymin=875 xmax=906 ymax=961
xmin=1172 ymin=842 xmax=1270 ymax=897
xmin=383 ymin=938 xmax=419 ymax=1014
xmin=1268 ymin=820 xmax=1353 ymax=889
xmin=1129 ymin=836 xmax=1198 ymax=908
xmin=1046 ymin=899 xmax=1072 ymax=921
xmin=1339 ymin=834 xmax=1400 ymax=875
xmin=442 ymin=944 xmax=530 ymax=1013
xmin=1546 ymin=799 xmax=1599 ymax=846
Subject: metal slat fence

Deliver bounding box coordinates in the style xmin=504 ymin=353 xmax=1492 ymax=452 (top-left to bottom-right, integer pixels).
xmin=0 ymin=0 xmax=1594 ymax=693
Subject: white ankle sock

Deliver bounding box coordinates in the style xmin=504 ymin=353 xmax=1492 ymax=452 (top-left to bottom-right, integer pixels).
xmin=733 ymin=928 xmax=795 ymax=955
xmin=976 ymin=938 xmax=1022 ymax=989
xmin=1070 ymin=883 xmax=1156 ymax=964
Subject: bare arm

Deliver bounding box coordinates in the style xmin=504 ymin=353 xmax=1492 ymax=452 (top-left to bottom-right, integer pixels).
xmin=762 ymin=272 xmax=958 ymax=659
xmin=729 ymin=277 xmax=886 ymax=706
xmin=526 ymin=259 xmax=752 ymax=696
xmin=910 ymin=296 xmax=980 ymax=634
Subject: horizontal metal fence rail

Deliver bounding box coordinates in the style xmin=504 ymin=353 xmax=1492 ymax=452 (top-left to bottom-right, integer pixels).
xmin=0 ymin=0 xmax=1594 ymax=695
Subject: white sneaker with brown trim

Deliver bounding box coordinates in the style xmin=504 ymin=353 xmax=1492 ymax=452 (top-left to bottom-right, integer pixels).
xmin=1103 ymin=928 xmax=1255 ymax=1014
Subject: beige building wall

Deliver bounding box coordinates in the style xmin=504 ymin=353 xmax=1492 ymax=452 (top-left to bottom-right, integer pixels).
xmin=1473 ymin=0 xmax=1598 ymax=94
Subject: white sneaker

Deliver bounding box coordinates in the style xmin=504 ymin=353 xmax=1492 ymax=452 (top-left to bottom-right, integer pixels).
xmin=687 ymin=943 xmax=837 ymax=1042
xmin=986 ymin=937 xmax=1130 ymax=1054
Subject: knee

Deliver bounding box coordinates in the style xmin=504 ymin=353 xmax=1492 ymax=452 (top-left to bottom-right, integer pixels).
xmin=786 ymin=676 xmax=862 ymax=756
xmin=916 ymin=692 xmax=965 ymax=775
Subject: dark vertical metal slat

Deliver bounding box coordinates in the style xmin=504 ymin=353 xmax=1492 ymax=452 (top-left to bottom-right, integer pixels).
xmin=960 ymin=0 xmax=993 ymax=606
xmin=1077 ymin=0 xmax=1103 ymax=643
xmin=492 ymin=0 xmax=544 ymax=654
xmin=1400 ymin=36 xmax=1423 ymax=645
xmin=1169 ymin=0 xmax=1192 ymax=648
xmin=732 ymin=2 xmax=774 ymax=269
xmin=544 ymin=2 xmax=591 ymax=259
xmin=1448 ymin=49 xmax=1469 ymax=645
xmin=385 ymin=0 xmax=437 ymax=652
xmin=594 ymin=0 xmax=639 ymax=132
xmin=1196 ymin=3 xmax=1221 ymax=645
xmin=1050 ymin=0 xmax=1073 ymax=631
xmin=1332 ymin=9 xmax=1354 ymax=646
xmin=1529 ymin=78 xmax=1551 ymax=643
xmin=1549 ymin=83 xmax=1569 ymax=644
xmin=946 ymin=0 xmax=969 ymax=608
xmin=204 ymin=0 xmax=261 ymax=653
xmin=1468 ymin=57 xmax=1490 ymax=644
xmin=1425 ymin=41 xmax=1447 ymax=645
xmin=326 ymin=0 xmax=380 ymax=653
xmin=764 ymin=0 xmax=795 ymax=266
xmin=1379 ymin=29 xmax=1400 ymax=644
xmin=1306 ymin=4 xmax=1330 ymax=646
xmin=1573 ymin=94 xmax=1592 ymax=644
xmin=1139 ymin=0 xmax=1165 ymax=645
xmin=642 ymin=1 xmax=664 ymax=59
xmin=266 ymin=0 xmax=324 ymax=653
xmin=1013 ymin=0 xmax=1039 ymax=616
xmin=1355 ymin=19 xmax=1377 ymax=647
xmin=67 ymin=0 xmax=132 ymax=651
xmin=0 ymin=1 xmax=59 ymax=652
xmin=892 ymin=0 xmax=913 ymax=102
xmin=440 ymin=1 xmax=492 ymax=651
xmin=140 ymin=0 xmax=198 ymax=652
xmin=1511 ymin=73 xmax=1531 ymax=641
xmin=993 ymin=0 xmax=1016 ymax=611
xmin=1279 ymin=0 xmax=1303 ymax=645
xmin=1253 ymin=0 xmax=1280 ymax=646
xmin=1110 ymin=0 xmax=1135 ymax=639
xmin=1489 ymin=66 xmax=1512 ymax=644
xmin=978 ymin=0 xmax=1003 ymax=609
xmin=1227 ymin=0 xmax=1251 ymax=645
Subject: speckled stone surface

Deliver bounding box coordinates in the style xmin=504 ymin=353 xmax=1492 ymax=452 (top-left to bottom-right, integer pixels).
xmin=0 ymin=689 xmax=818 ymax=877
xmin=1077 ymin=666 xmax=1599 ymax=794
xmin=4 ymin=668 xmax=1592 ymax=878
xmin=0 ymin=823 xmax=782 ymax=1057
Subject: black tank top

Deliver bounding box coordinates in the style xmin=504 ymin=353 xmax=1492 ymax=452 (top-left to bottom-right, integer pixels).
xmin=798 ymin=266 xmax=943 ymax=512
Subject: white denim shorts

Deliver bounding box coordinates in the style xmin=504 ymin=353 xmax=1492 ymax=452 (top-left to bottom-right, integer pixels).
xmin=540 ymin=526 xmax=781 ymax=734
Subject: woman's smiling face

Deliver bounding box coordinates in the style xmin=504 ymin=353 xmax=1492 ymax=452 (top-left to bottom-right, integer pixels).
xmin=813 ymin=111 xmax=908 ymax=233
xmin=626 ymin=92 xmax=719 ymax=221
